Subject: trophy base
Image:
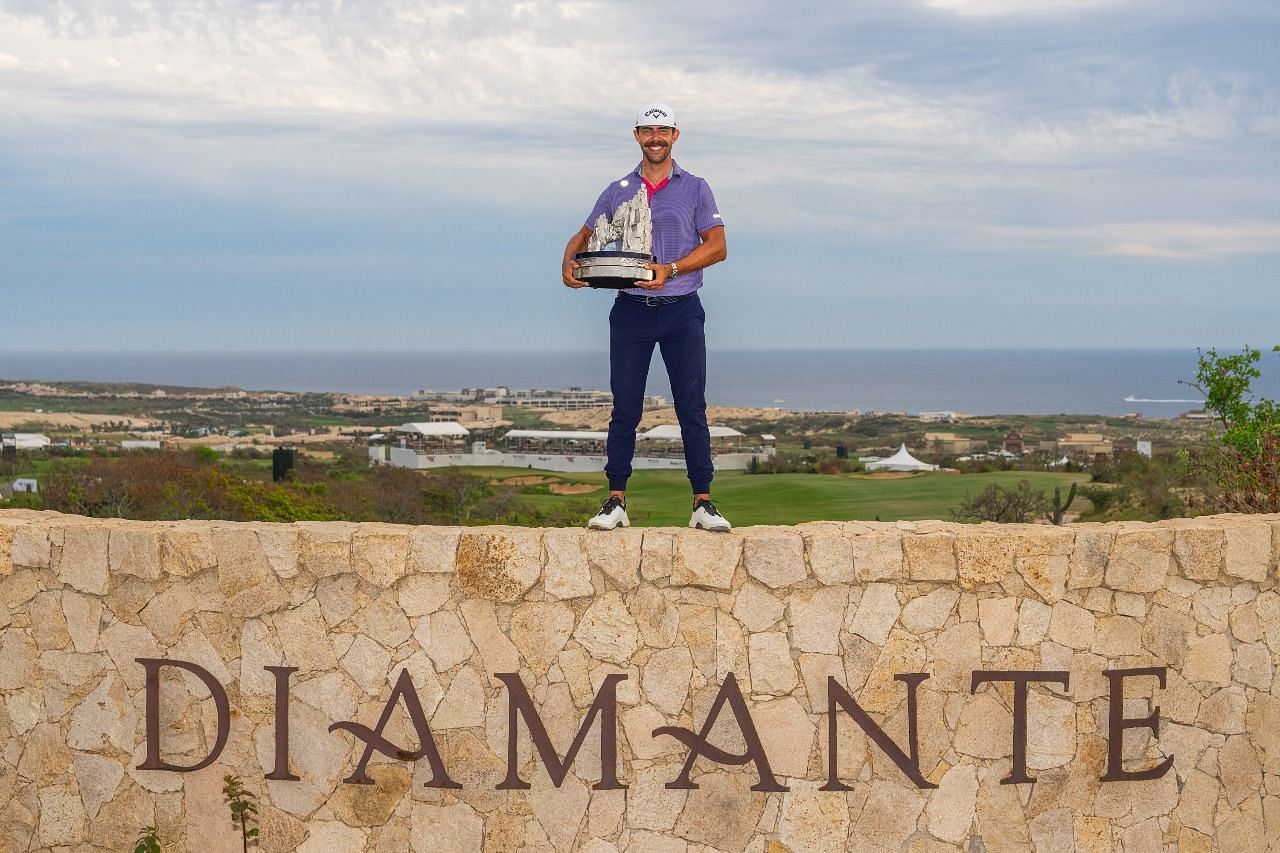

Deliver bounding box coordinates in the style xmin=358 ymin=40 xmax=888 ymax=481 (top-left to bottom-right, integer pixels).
xmin=574 ymin=251 xmax=655 ymax=289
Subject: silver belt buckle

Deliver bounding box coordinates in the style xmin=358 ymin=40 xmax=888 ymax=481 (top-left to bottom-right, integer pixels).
xmin=645 ymin=295 xmax=660 ymax=307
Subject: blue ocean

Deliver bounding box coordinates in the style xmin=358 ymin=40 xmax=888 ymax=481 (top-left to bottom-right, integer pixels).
xmin=3 ymin=349 xmax=1279 ymax=417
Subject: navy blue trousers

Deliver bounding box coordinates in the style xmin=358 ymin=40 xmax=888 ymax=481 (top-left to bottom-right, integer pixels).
xmin=606 ymin=293 xmax=713 ymax=494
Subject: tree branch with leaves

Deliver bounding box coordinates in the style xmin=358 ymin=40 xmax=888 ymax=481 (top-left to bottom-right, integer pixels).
xmin=1182 ymin=346 xmax=1280 ymax=513
xmin=222 ymin=774 xmax=259 ymax=852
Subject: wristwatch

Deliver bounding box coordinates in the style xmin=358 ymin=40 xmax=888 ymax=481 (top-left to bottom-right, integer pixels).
xmin=669 ymin=262 xmax=679 ymax=279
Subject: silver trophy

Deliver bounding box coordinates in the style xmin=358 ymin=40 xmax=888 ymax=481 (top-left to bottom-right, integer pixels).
xmin=574 ymin=187 xmax=655 ymax=288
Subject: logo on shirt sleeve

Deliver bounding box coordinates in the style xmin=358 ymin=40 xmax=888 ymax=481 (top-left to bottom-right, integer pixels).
xmin=712 ymin=213 xmax=721 ymax=219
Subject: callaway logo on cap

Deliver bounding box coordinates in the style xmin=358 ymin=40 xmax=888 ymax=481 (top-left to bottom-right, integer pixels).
xmin=635 ymin=103 xmax=678 ymax=128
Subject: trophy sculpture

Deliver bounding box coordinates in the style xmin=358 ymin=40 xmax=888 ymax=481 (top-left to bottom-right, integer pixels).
xmin=574 ymin=187 xmax=655 ymax=288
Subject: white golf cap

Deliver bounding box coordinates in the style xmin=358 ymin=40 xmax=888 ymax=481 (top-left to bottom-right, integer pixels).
xmin=635 ymin=103 xmax=677 ymax=128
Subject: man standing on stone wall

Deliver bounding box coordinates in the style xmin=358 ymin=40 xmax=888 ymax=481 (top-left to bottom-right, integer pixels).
xmin=560 ymin=103 xmax=731 ymax=532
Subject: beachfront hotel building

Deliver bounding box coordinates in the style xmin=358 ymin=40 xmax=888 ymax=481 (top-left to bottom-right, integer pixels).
xmin=415 ymin=386 xmax=669 ymax=412
xmin=1043 ymin=432 xmax=1115 ymax=462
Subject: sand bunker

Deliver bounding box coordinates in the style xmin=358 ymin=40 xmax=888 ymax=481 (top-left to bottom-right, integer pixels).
xmin=492 ymin=476 xmax=560 ymax=486
xmin=489 ymin=476 xmax=599 ymax=495
xmin=548 ymin=483 xmax=601 ymax=496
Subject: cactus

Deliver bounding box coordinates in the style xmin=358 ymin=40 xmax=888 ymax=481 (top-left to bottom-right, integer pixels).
xmin=1047 ymin=482 xmax=1077 ymax=525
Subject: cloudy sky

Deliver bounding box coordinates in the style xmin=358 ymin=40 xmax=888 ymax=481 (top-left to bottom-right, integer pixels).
xmin=1 ymin=0 xmax=1276 ymax=351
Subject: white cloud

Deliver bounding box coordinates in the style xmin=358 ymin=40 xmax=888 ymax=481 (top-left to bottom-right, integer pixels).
xmin=0 ymin=0 xmax=1275 ymax=264
xmin=0 ymin=1 xmax=1270 ymax=165
xmin=921 ymin=0 xmax=1126 ymax=16
xmin=0 ymin=52 xmax=19 ymax=68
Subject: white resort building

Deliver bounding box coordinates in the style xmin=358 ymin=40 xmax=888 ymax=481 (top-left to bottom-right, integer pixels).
xmin=369 ymin=422 xmax=773 ymax=473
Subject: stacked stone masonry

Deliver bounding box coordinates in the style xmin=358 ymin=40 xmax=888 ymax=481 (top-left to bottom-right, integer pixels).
xmin=1 ymin=509 xmax=1279 ymax=851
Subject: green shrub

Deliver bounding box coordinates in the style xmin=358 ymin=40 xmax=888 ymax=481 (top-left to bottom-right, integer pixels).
xmin=1184 ymin=346 xmax=1280 ymax=512
xmin=951 ymin=480 xmax=1049 ymax=523
xmin=133 ymin=826 xmax=160 ymax=853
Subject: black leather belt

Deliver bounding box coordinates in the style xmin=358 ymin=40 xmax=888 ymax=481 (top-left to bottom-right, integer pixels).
xmin=618 ymin=291 xmax=695 ymax=306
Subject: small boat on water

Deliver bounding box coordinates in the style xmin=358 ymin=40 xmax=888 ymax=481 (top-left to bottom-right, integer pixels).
xmin=1123 ymin=395 xmax=1203 ymax=403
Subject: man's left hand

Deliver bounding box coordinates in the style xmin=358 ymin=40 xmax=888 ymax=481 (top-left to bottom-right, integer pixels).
xmin=637 ymin=262 xmax=670 ymax=291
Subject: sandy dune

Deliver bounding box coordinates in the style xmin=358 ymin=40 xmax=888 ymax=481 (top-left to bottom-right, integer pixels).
xmin=0 ymin=411 xmax=160 ymax=430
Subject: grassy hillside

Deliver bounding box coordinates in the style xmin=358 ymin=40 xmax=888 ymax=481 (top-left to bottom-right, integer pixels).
xmin=478 ymin=467 xmax=1090 ymax=527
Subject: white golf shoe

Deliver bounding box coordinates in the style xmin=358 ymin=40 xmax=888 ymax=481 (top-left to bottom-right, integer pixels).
xmin=689 ymin=499 xmax=732 ymax=532
xmin=588 ymin=496 xmax=630 ymax=530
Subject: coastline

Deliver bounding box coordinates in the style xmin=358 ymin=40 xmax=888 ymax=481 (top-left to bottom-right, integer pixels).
xmin=5 ymin=347 xmax=1275 ymax=416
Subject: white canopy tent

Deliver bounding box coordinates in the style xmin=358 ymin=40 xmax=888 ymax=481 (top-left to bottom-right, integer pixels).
xmin=640 ymin=425 xmax=744 ymax=440
xmin=503 ymin=429 xmax=609 ymax=441
xmin=501 ymin=429 xmax=609 ymax=453
xmin=865 ymin=444 xmax=938 ymax=472
xmin=397 ymin=422 xmax=470 ymax=437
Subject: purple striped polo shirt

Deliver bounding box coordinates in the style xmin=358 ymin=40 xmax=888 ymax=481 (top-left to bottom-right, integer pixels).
xmin=584 ymin=160 xmax=724 ymax=297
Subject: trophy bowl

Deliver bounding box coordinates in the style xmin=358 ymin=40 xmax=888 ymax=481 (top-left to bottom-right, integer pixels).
xmin=574 ymin=250 xmax=656 ymax=289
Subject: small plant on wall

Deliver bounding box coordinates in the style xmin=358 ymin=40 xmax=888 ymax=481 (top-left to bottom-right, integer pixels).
xmin=222 ymin=774 xmax=259 ymax=851
xmin=133 ymin=826 xmax=161 ymax=853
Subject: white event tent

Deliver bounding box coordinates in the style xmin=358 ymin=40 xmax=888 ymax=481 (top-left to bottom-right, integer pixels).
xmin=865 ymin=444 xmax=938 ymax=472
xmin=503 ymin=429 xmax=609 ymax=442
xmin=640 ymin=425 xmax=744 ymax=440
xmin=397 ymin=422 xmax=470 ymax=437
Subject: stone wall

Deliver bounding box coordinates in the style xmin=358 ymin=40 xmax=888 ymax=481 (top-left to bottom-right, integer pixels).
xmin=0 ymin=509 xmax=1278 ymax=852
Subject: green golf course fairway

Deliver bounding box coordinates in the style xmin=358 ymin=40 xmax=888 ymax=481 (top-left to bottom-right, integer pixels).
xmin=468 ymin=467 xmax=1092 ymax=527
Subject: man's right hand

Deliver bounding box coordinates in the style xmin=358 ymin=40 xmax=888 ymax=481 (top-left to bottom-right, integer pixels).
xmin=562 ymin=258 xmax=587 ymax=288
xmin=562 ymin=225 xmax=593 ymax=288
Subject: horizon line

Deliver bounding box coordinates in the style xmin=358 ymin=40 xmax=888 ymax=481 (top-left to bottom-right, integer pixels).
xmin=0 ymin=345 xmax=1252 ymax=355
